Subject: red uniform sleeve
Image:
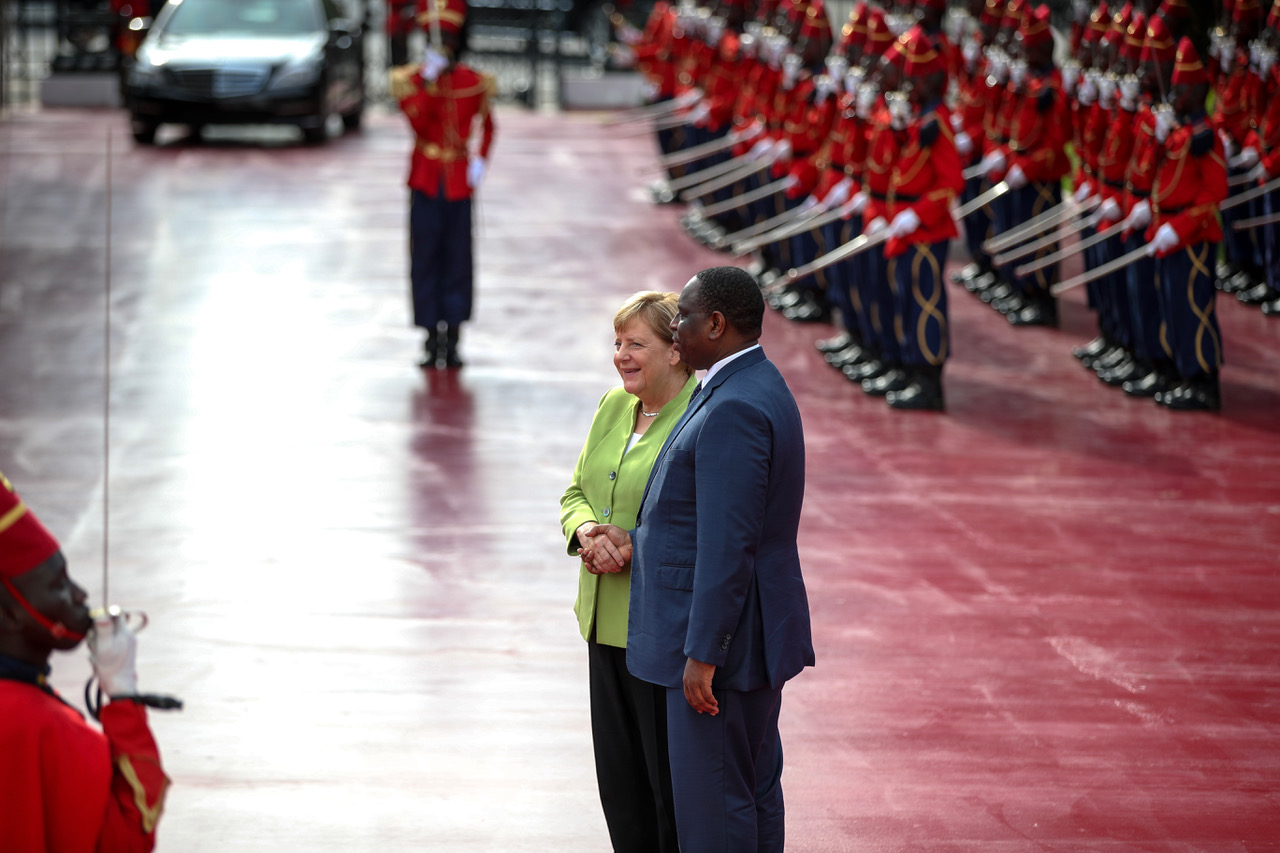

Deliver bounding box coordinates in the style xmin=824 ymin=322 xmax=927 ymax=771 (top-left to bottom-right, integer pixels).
xmin=95 ymin=700 xmax=170 ymax=853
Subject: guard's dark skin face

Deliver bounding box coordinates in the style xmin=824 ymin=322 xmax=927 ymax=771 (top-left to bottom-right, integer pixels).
xmin=1171 ymin=81 xmax=1208 ymax=119
xmin=0 ymin=551 xmax=91 ymax=666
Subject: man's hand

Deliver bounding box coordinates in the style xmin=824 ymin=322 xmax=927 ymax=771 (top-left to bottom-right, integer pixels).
xmin=683 ymin=657 xmax=718 ymax=715
xmin=88 ymin=613 xmax=139 ymax=698
xmin=576 ymin=523 xmax=632 ymax=573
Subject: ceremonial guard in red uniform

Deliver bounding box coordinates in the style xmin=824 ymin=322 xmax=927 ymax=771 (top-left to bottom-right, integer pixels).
xmin=393 ymin=0 xmax=496 ymax=368
xmin=1212 ymin=0 xmax=1267 ymax=301
xmin=951 ymin=0 xmax=1000 ymax=291
xmin=0 ymin=473 xmax=169 ymax=853
xmin=867 ymin=26 xmax=963 ymax=409
xmin=1145 ymin=38 xmax=1229 ymax=409
xmin=1244 ymin=3 xmax=1280 ymax=315
xmin=983 ymin=4 xmax=1071 ymax=326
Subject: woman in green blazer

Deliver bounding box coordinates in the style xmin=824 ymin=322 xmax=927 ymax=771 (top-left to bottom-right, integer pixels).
xmin=560 ymin=291 xmax=695 ymax=853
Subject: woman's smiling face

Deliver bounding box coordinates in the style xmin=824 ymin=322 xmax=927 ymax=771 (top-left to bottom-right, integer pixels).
xmin=614 ymin=316 xmax=679 ymax=399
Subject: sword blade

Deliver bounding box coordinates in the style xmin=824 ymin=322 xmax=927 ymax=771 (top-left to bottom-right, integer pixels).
xmin=693 ymin=176 xmax=791 ymax=218
xmin=954 ymin=181 xmax=1010 ymax=219
xmin=983 ymin=196 xmax=1097 ymax=254
xmin=1049 ymin=243 xmax=1150 ymax=295
xmin=1015 ymin=220 xmax=1126 ymax=276
xmin=781 ymin=230 xmax=891 ymax=285
xmin=991 ymin=209 xmax=1098 ymax=266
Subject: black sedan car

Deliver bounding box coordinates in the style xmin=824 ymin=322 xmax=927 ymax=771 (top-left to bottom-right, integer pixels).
xmin=124 ymin=0 xmax=365 ymax=144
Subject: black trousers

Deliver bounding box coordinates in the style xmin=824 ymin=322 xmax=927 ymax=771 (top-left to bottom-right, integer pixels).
xmin=588 ymin=638 xmax=679 ymax=853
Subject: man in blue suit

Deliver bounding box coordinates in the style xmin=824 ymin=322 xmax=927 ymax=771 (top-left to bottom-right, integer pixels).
xmin=583 ymin=266 xmax=815 ymax=852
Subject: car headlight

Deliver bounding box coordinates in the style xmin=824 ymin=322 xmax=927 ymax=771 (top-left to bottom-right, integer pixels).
xmin=270 ymin=59 xmax=322 ymax=91
xmin=129 ymin=49 xmax=165 ymax=87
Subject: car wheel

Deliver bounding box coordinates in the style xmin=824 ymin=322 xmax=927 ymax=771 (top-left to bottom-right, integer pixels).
xmin=131 ymin=117 xmax=159 ymax=145
xmin=341 ymin=107 xmax=363 ymax=132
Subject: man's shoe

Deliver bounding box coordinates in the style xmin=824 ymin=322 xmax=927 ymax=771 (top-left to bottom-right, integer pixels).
xmin=827 ymin=343 xmax=871 ymax=369
xmin=862 ymin=367 xmax=910 ymax=396
xmin=1123 ymin=365 xmax=1173 ymax=397
xmin=1008 ymin=294 xmax=1058 ymax=327
xmin=816 ymin=332 xmax=853 ymax=354
xmin=843 ymin=358 xmax=886 ymax=382
xmin=1238 ymin=282 xmax=1278 ymax=305
xmin=950 ymin=262 xmax=982 ymax=284
xmin=1262 ymin=295 xmax=1280 ymax=315
xmin=886 ymin=369 xmax=945 ymax=410
xmin=1097 ymin=356 xmax=1143 ymax=387
xmin=1156 ymin=375 xmax=1220 ymax=411
xmin=1073 ymin=335 xmax=1111 ymax=362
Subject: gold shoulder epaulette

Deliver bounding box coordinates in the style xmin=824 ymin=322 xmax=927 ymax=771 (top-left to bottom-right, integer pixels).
xmin=390 ymin=65 xmax=421 ymax=101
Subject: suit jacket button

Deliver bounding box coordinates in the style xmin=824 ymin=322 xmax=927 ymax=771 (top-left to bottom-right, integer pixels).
xmin=602 ymin=507 xmax=610 ymax=517
xmin=720 ymin=634 xmax=731 ymax=650
xmin=608 ymin=471 xmax=617 ymax=480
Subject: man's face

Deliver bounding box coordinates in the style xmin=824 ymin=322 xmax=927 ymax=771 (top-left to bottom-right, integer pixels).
xmin=672 ymin=278 xmax=714 ymax=371
xmin=3 ymin=552 xmax=91 ymax=651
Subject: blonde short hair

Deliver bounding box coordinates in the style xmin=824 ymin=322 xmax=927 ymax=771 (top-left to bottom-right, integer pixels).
xmin=613 ymin=291 xmax=693 ymax=375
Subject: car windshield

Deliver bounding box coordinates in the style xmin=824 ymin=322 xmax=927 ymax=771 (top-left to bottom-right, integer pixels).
xmin=162 ymin=0 xmax=322 ymax=37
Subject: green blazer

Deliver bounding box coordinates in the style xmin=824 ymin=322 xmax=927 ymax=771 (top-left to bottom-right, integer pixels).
xmin=560 ymin=375 xmax=697 ymax=647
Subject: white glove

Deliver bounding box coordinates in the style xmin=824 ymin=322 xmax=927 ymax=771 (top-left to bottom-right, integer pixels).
xmin=1218 ymin=129 xmax=1236 ymax=157
xmin=747 ymin=138 xmax=775 ymax=160
xmin=1155 ymin=109 xmax=1175 ymax=143
xmin=955 ymin=131 xmax=973 ymax=156
xmin=822 ymin=177 xmax=854 ymax=209
xmin=865 ymin=216 xmax=888 ymax=236
xmin=890 ymin=208 xmax=921 ymax=239
xmin=845 ymin=190 xmax=870 ymax=215
xmin=88 ymin=613 xmax=139 ymax=697
xmin=641 ymin=80 xmax=660 ymax=101
xmin=950 ymin=112 xmax=964 ymax=132
xmin=1097 ymin=197 xmax=1121 ymax=222
xmin=421 ymin=47 xmax=450 ymax=82
xmin=1124 ymin=199 xmax=1151 ymax=232
xmin=1230 ymin=147 xmax=1260 ymax=170
xmin=675 ymin=88 xmax=704 ymax=107
xmin=772 ymin=138 xmax=792 ymax=161
xmin=1146 ymin=222 xmax=1180 ymax=256
xmin=1077 ymin=71 xmax=1098 ymax=105
xmin=467 ymin=156 xmax=487 ymax=188
xmin=687 ymin=100 xmax=711 ymax=126
xmin=1248 ymin=161 xmax=1270 ymax=182
xmin=1006 ymin=164 xmax=1028 ymax=189
xmin=1072 ymin=181 xmax=1092 ymax=204
xmin=979 ymin=149 xmax=1006 ymax=176
xmin=1221 ymin=47 xmax=1233 ymax=74
xmin=617 ymin=22 xmax=643 ymax=45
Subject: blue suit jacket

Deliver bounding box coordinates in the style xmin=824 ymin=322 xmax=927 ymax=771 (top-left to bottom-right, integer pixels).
xmin=626 ymin=347 xmax=815 ymax=692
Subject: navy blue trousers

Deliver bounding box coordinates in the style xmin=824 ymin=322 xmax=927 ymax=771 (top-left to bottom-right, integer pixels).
xmin=1124 ymin=232 xmax=1165 ymax=364
xmin=960 ymin=174 xmax=993 ymax=270
xmin=998 ymin=181 xmax=1061 ymax=295
xmin=410 ymin=188 xmax=473 ymax=330
xmin=1157 ymin=241 xmax=1224 ymax=378
xmin=890 ymin=240 xmax=951 ymax=368
xmin=1221 ymin=164 xmax=1264 ymax=272
xmin=666 ymin=685 xmax=785 ymax=853
xmin=1264 ymin=187 xmax=1280 ymax=292
xmin=866 ymin=241 xmax=903 ymax=364
xmin=838 ymin=214 xmax=878 ymax=346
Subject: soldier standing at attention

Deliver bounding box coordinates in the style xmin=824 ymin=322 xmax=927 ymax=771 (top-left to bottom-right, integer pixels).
xmin=1145 ymin=38 xmax=1228 ymax=410
xmin=392 ymin=0 xmax=496 ymax=369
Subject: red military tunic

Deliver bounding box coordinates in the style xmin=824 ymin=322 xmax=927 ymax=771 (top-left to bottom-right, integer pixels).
xmin=635 ymin=2 xmax=679 ymax=99
xmin=393 ymin=63 xmax=496 ymax=202
xmin=1097 ymin=98 xmax=1138 ymax=216
xmin=883 ymin=104 xmax=964 ymax=257
xmin=1247 ymin=62 xmax=1280 ymax=176
xmin=1005 ymin=69 xmax=1071 ymax=184
xmin=1212 ymin=45 xmax=1259 ymax=153
xmin=1147 ymin=116 xmax=1229 ymax=248
xmin=702 ymin=31 xmax=746 ymax=132
xmin=1 ymin=678 xmax=168 ymax=853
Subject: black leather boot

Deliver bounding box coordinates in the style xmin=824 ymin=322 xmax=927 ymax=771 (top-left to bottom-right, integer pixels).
xmin=418 ymin=331 xmax=438 ymax=369
xmin=887 ymin=365 xmax=945 ymax=410
xmin=443 ymin=325 xmax=464 ymax=368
